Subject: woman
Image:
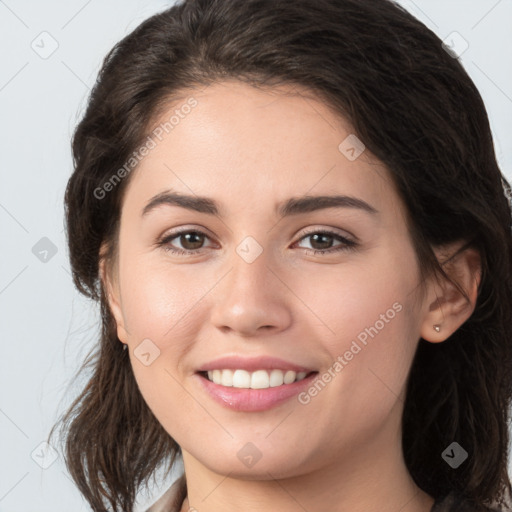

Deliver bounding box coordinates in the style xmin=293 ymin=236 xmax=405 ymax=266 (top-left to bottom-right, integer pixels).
xmin=48 ymin=0 xmax=512 ymax=511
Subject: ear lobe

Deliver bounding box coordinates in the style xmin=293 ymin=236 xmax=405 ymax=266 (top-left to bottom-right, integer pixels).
xmin=99 ymin=256 xmax=129 ymax=344
xmin=420 ymin=244 xmax=481 ymax=343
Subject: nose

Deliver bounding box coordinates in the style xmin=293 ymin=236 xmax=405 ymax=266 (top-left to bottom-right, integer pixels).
xmin=210 ymin=249 xmax=293 ymax=337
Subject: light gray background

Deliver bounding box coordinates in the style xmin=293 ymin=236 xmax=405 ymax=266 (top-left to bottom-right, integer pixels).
xmin=0 ymin=1 xmax=511 ymax=511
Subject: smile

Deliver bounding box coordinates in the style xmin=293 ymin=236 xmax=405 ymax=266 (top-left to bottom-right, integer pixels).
xmin=195 ymin=370 xmax=319 ymax=412
xmin=202 ymin=369 xmax=312 ymax=389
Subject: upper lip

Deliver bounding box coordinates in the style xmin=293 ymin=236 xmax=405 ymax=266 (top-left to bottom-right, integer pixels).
xmin=197 ymin=355 xmax=316 ymax=373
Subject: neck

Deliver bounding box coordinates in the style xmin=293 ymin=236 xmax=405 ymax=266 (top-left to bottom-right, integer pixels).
xmin=179 ymin=410 xmax=435 ymax=512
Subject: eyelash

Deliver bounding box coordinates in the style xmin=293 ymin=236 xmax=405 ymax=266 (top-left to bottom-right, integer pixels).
xmin=156 ymin=228 xmax=358 ymax=256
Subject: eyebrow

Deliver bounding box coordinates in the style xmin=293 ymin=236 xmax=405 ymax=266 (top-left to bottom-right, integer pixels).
xmin=141 ymin=189 xmax=379 ymax=218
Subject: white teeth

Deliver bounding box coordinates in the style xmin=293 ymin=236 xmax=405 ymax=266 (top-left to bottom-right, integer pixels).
xmin=251 ymin=370 xmax=269 ymax=389
xmin=232 ymin=369 xmax=251 ymax=388
xmin=221 ymin=369 xmax=234 ymax=387
xmin=212 ymin=369 xmax=222 ymax=385
xmin=204 ymin=369 xmax=310 ymax=389
xmin=269 ymin=369 xmax=284 ymax=387
xmin=283 ymin=370 xmax=296 ymax=384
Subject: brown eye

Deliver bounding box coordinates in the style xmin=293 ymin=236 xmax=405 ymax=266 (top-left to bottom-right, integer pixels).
xmin=295 ymin=230 xmax=357 ymax=254
xmin=158 ymin=228 xmax=357 ymax=257
xmin=158 ymin=229 xmax=213 ymax=255
xmin=308 ymin=233 xmax=336 ymax=250
xmin=178 ymin=232 xmax=206 ymax=250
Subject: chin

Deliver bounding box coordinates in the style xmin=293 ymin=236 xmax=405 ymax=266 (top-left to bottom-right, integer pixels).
xmin=188 ymin=443 xmax=312 ymax=480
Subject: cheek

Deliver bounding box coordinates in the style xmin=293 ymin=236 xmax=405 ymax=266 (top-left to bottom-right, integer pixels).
xmin=120 ymin=264 xmax=204 ymax=428
xmin=286 ymin=267 xmax=418 ymax=456
xmin=118 ymin=261 xmax=211 ymax=418
xmin=293 ymin=257 xmax=413 ymax=348
xmin=119 ymin=258 xmax=211 ymax=345
xmin=294 ymin=252 xmax=419 ymax=401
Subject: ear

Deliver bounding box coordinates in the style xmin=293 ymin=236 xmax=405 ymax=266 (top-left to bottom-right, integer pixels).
xmin=99 ymin=250 xmax=129 ymax=344
xmin=420 ymin=242 xmax=481 ymax=343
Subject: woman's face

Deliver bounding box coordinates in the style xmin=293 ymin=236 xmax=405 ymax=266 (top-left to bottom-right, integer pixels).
xmin=104 ymin=80 xmax=431 ymax=479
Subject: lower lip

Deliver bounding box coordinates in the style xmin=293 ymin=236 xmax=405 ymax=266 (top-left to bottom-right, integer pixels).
xmin=194 ymin=372 xmax=318 ymax=412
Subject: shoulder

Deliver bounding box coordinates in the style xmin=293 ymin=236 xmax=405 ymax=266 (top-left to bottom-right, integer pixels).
xmin=144 ymin=473 xmax=187 ymax=512
xmin=432 ymin=491 xmax=512 ymax=512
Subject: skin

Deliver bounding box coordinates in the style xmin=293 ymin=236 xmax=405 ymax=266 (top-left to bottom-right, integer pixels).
xmin=101 ymin=80 xmax=481 ymax=512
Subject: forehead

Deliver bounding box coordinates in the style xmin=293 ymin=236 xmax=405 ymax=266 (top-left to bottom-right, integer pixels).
xmin=121 ymin=80 xmax=401 ymax=222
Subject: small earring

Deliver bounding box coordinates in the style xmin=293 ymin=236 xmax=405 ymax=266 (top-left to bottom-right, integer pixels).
xmin=123 ymin=344 xmax=128 ymax=351
xmin=433 ymin=324 xmax=441 ymax=332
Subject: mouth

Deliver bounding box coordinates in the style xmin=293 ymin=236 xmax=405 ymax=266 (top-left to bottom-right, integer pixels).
xmin=197 ymin=368 xmax=316 ymax=389
xmin=194 ymin=355 xmax=319 ymax=411
xmin=194 ymin=368 xmax=319 ymax=412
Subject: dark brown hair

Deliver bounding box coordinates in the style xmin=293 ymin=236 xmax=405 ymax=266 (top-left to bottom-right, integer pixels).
xmin=48 ymin=0 xmax=512 ymax=510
